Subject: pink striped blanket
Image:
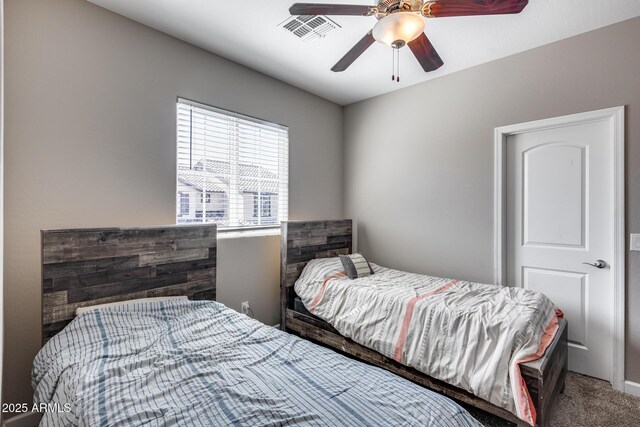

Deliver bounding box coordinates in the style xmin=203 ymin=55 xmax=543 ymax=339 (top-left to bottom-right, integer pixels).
xmin=294 ymin=258 xmax=560 ymax=426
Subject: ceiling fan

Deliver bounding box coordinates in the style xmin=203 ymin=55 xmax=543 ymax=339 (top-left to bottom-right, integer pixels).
xmin=289 ymin=0 xmax=528 ymax=78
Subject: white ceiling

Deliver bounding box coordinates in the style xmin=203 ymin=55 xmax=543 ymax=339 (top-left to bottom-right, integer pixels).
xmin=88 ymin=0 xmax=640 ymax=105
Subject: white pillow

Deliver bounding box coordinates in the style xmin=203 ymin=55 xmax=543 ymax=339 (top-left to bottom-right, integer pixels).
xmin=75 ymin=296 xmax=188 ymax=315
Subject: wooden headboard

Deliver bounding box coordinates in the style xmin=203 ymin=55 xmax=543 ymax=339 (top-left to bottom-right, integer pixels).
xmin=41 ymin=224 xmax=217 ymax=344
xmin=280 ymin=220 xmax=352 ymax=328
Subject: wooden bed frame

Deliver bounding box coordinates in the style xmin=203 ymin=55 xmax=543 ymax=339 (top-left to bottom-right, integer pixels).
xmin=280 ymin=219 xmax=568 ymax=427
xmin=41 ymin=224 xmax=217 ymax=344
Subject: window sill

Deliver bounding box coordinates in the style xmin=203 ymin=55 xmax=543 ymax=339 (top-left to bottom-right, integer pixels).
xmin=217 ymin=227 xmax=281 ymax=240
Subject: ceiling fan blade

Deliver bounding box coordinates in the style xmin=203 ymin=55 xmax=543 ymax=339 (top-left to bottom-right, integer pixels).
xmin=423 ymin=0 xmax=528 ymax=18
xmin=289 ymin=3 xmax=376 ymax=16
xmin=331 ymin=31 xmax=375 ymax=72
xmin=408 ymin=33 xmax=443 ymax=72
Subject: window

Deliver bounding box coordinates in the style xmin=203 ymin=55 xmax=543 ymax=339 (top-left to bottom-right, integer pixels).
xmin=261 ymin=195 xmax=272 ymax=218
xmin=200 ymin=193 xmax=211 ymax=204
xmin=253 ymin=194 xmax=273 ymax=219
xmin=176 ymin=99 xmax=288 ymax=230
xmin=178 ymin=192 xmax=189 ymax=217
xmin=253 ymin=193 xmax=273 ymax=221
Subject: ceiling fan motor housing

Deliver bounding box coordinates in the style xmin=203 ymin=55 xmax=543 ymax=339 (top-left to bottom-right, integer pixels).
xmin=375 ymin=0 xmax=423 ymax=19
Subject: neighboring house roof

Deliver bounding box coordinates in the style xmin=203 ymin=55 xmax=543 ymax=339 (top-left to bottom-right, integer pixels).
xmin=178 ymin=159 xmax=279 ymax=193
xmin=178 ymin=169 xmax=226 ymax=193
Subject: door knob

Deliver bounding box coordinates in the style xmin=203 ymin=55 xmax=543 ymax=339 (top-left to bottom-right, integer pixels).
xmin=583 ymin=260 xmax=607 ymax=269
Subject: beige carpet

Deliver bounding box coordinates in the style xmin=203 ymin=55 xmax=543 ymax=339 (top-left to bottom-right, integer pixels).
xmin=465 ymin=372 xmax=640 ymax=426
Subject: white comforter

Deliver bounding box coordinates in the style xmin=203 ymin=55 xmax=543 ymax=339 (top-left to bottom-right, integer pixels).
xmin=294 ymin=258 xmax=560 ymax=426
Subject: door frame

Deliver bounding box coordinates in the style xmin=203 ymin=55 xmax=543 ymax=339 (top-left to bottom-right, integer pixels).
xmin=493 ymin=106 xmax=625 ymax=391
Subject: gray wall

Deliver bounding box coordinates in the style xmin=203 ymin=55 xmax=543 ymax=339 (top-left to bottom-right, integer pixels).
xmin=344 ymin=17 xmax=640 ymax=382
xmin=3 ymin=0 xmax=342 ymax=408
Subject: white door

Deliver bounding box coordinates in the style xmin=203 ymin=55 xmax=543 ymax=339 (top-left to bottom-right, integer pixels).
xmin=506 ymin=119 xmax=612 ymax=381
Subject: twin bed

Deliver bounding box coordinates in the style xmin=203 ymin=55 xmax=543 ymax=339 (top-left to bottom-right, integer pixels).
xmin=281 ymin=220 xmax=567 ymax=427
xmin=36 ymin=221 xmax=567 ymax=426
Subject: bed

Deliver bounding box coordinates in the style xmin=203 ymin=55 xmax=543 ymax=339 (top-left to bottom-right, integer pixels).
xmin=280 ymin=220 xmax=568 ymax=427
xmin=36 ymin=224 xmax=482 ymax=426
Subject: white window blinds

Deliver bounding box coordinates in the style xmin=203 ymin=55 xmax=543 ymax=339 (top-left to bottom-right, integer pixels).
xmin=176 ymin=99 xmax=289 ymax=230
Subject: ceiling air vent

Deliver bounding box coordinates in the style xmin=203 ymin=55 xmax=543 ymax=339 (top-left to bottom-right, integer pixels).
xmin=279 ymin=15 xmax=340 ymax=43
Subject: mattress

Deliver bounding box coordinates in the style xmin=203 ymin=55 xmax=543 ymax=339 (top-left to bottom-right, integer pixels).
xmin=294 ymin=258 xmax=560 ymax=426
xmin=33 ymin=299 xmax=481 ymax=427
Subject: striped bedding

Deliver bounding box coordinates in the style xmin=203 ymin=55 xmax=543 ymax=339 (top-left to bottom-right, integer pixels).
xmin=294 ymin=258 xmax=560 ymax=426
xmin=33 ymin=299 xmax=481 ymax=427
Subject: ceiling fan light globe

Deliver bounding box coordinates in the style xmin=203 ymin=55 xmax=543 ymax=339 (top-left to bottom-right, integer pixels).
xmin=372 ymin=12 xmax=425 ymax=47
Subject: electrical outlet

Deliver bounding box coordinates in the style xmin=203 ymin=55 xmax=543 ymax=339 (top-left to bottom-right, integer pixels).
xmin=241 ymin=301 xmax=250 ymax=315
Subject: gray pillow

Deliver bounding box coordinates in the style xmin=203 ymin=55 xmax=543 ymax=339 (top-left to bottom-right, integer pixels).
xmin=339 ymin=253 xmax=374 ymax=279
